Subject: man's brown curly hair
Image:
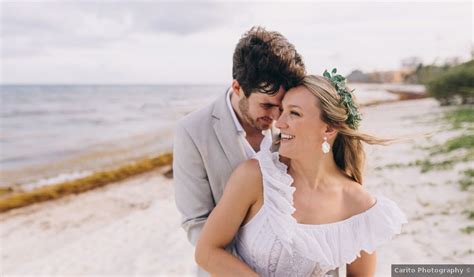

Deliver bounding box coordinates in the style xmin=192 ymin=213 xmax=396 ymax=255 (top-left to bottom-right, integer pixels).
xmin=232 ymin=26 xmax=306 ymax=97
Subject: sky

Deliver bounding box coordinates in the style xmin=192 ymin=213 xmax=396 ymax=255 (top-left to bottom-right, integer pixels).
xmin=1 ymin=0 xmax=472 ymax=84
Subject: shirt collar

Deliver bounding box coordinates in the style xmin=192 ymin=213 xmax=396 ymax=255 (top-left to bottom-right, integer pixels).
xmin=226 ymin=87 xmax=271 ymax=139
xmin=226 ymin=87 xmax=246 ymax=136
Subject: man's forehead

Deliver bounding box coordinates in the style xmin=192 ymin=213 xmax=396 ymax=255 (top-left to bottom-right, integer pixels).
xmin=259 ymin=96 xmax=282 ymax=105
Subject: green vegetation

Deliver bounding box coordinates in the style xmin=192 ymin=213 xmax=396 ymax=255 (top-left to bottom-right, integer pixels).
xmin=377 ymin=106 xmax=473 ymax=196
xmin=379 ymin=149 xmax=473 ymax=173
xmin=444 ymin=107 xmax=474 ymax=129
xmin=0 ymin=152 xmax=173 ymax=213
xmin=426 ymin=60 xmax=474 ymax=106
xmin=462 ymin=209 xmax=474 ymax=220
xmin=416 ymin=106 xmax=473 ymax=176
xmin=374 ymin=163 xmax=406 ymax=170
xmin=404 ymin=60 xmax=474 ymax=105
xmin=460 ymin=225 xmax=474 ymax=235
xmin=429 ymin=135 xmax=474 ymax=155
xmin=406 ymin=63 xmax=452 ymax=85
xmin=413 ymin=137 xmax=473 ymax=174
xmin=415 ymin=157 xmax=461 ymax=173
xmin=459 ymin=169 xmax=474 ymax=191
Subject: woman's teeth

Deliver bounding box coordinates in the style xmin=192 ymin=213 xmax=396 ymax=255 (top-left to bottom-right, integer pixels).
xmin=281 ymin=133 xmax=295 ymax=140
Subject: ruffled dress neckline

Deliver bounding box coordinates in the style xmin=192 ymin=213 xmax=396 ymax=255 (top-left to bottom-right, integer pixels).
xmin=242 ymin=135 xmax=408 ymax=272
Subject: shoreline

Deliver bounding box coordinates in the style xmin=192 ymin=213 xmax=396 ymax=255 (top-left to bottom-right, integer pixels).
xmin=0 ymin=90 xmax=428 ymax=213
xmin=0 ymin=153 xmax=173 ymax=213
xmin=1 ymin=127 xmax=174 ymax=188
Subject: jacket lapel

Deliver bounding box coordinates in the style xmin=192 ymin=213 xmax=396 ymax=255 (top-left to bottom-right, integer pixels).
xmin=212 ymin=92 xmax=247 ymax=170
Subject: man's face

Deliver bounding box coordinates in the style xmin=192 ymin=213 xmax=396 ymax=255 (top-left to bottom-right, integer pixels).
xmin=238 ymin=86 xmax=286 ymax=131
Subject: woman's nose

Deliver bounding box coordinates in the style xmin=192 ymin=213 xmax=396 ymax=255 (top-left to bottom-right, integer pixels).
xmin=275 ymin=114 xmax=288 ymax=129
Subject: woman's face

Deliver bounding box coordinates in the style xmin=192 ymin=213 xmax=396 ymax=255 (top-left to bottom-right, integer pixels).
xmin=275 ymin=86 xmax=327 ymax=159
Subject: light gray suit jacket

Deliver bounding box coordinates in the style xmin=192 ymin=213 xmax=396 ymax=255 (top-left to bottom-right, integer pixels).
xmin=174 ymin=91 xmax=249 ymax=247
xmin=173 ymin=91 xmax=339 ymax=276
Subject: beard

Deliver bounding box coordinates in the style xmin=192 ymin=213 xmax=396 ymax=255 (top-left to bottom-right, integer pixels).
xmin=238 ymin=97 xmax=271 ymax=131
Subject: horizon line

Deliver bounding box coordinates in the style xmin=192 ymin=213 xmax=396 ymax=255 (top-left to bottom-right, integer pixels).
xmin=0 ymin=83 xmax=230 ymax=86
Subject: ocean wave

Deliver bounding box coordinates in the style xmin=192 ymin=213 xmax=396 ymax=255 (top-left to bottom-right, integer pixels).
xmin=2 ymin=109 xmax=97 ymax=118
xmin=21 ymin=170 xmax=94 ymax=192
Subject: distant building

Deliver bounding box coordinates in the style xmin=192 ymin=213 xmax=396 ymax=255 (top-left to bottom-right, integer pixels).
xmin=346 ymin=69 xmax=410 ymax=84
xmin=369 ymin=70 xmax=408 ymax=83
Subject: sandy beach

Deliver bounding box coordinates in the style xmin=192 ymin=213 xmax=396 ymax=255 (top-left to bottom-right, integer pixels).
xmin=1 ymin=98 xmax=472 ymax=276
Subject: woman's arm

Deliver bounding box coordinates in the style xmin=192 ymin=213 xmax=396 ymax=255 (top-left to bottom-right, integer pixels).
xmin=346 ymin=250 xmax=376 ymax=277
xmin=344 ymin=183 xmax=378 ymax=276
xmin=195 ymin=159 xmax=262 ymax=276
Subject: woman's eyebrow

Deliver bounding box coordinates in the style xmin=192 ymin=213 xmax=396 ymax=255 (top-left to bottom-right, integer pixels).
xmin=287 ymin=104 xmax=302 ymax=109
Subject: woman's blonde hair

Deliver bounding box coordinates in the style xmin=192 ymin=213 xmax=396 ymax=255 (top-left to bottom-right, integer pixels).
xmin=302 ymin=75 xmax=392 ymax=184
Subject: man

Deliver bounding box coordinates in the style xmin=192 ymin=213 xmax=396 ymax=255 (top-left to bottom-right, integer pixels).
xmin=175 ymin=26 xmax=331 ymax=275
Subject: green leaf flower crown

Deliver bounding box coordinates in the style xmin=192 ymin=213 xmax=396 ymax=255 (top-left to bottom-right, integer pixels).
xmin=323 ymin=68 xmax=361 ymax=129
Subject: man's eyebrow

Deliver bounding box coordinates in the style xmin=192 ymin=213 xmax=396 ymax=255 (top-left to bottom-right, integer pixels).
xmin=261 ymin=102 xmax=280 ymax=106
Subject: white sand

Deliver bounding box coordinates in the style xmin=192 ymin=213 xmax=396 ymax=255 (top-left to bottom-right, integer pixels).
xmin=1 ymin=98 xmax=472 ymax=276
xmin=0 ymin=166 xmax=196 ymax=276
xmin=361 ymin=99 xmax=474 ymax=274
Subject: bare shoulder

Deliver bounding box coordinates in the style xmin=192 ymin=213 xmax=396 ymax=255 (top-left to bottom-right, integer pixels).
xmin=231 ymin=159 xmax=262 ymax=184
xmin=342 ymin=180 xmax=376 ymax=215
xmin=224 ymin=159 xmax=263 ymax=203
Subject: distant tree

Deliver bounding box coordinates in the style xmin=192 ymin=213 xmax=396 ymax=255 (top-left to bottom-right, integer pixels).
xmin=444 ymin=57 xmax=461 ymax=67
xmin=403 ymin=63 xmax=450 ymax=84
xmin=427 ymin=60 xmax=474 ymax=105
xmin=401 ymin=56 xmax=422 ymax=70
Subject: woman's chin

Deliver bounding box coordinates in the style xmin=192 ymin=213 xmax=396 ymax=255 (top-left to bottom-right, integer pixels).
xmin=277 ymin=145 xmax=293 ymax=158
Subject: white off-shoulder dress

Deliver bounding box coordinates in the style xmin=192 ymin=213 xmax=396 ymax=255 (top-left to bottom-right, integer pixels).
xmin=234 ymin=138 xmax=408 ymax=277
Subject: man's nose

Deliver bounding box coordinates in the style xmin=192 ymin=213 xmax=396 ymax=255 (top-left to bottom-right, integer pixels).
xmin=270 ymin=107 xmax=281 ymax=120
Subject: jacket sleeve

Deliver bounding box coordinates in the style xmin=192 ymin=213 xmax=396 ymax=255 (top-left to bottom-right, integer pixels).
xmin=173 ymin=121 xmax=215 ymax=246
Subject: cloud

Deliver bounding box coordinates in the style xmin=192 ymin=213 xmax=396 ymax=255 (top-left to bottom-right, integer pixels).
xmin=1 ymin=2 xmax=233 ymax=58
xmin=0 ymin=1 xmax=471 ymax=84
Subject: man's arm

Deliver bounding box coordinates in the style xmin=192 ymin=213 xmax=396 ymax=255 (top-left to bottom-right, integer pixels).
xmin=173 ymin=122 xmax=214 ymax=246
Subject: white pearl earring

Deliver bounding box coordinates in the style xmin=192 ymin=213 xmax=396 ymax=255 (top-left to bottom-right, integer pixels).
xmin=322 ymin=137 xmax=331 ymax=154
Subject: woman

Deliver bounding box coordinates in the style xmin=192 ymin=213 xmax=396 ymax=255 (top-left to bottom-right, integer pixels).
xmin=195 ymin=71 xmax=407 ymax=276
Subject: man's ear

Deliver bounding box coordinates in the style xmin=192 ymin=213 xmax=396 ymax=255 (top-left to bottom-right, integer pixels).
xmin=231 ymin=80 xmax=243 ymax=97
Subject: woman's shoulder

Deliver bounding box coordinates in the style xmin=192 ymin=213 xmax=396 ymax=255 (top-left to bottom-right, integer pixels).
xmin=228 ymin=159 xmax=263 ymax=195
xmin=341 ymin=180 xmax=377 ymax=216
xmin=234 ymin=159 xmax=262 ymax=180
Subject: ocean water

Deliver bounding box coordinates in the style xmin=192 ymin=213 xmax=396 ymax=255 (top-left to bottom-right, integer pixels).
xmin=0 ymin=84 xmax=226 ymax=188
xmin=0 ymin=83 xmax=424 ymax=190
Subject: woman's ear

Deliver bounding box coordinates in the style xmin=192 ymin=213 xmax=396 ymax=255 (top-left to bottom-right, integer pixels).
xmin=323 ymin=124 xmax=338 ymax=141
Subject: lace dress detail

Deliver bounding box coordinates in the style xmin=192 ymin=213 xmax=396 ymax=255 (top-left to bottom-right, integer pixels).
xmin=234 ymin=134 xmax=408 ymax=277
